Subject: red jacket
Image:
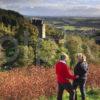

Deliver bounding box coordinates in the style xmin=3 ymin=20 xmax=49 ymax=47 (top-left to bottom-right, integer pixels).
xmin=55 ymin=61 xmax=76 ymax=84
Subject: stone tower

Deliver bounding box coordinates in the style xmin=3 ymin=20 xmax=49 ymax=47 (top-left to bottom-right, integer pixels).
xmin=32 ymin=18 xmax=46 ymax=38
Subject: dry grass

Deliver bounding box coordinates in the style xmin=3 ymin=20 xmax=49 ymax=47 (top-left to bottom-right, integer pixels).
xmin=0 ymin=66 xmax=56 ymax=100
xmin=87 ymin=64 xmax=100 ymax=88
xmin=0 ymin=64 xmax=99 ymax=100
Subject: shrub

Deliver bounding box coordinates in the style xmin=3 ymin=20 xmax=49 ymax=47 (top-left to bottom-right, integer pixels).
xmin=0 ymin=45 xmax=6 ymax=67
xmin=16 ymin=45 xmax=34 ymax=66
xmin=65 ymin=35 xmax=83 ymax=66
xmin=0 ymin=64 xmax=99 ymax=99
xmin=82 ymin=38 xmax=100 ymax=64
xmin=36 ymin=39 xmax=58 ymax=67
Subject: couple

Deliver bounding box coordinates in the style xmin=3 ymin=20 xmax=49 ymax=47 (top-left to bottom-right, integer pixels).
xmin=55 ymin=53 xmax=88 ymax=100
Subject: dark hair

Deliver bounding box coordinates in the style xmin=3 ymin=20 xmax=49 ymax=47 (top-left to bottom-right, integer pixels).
xmin=60 ymin=54 xmax=66 ymax=60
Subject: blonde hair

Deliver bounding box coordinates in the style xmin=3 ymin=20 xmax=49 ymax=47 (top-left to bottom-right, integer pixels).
xmin=61 ymin=52 xmax=69 ymax=60
xmin=77 ymin=53 xmax=86 ymax=61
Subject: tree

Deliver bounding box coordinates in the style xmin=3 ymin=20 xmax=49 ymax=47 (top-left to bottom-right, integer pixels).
xmin=82 ymin=38 xmax=100 ymax=64
xmin=36 ymin=39 xmax=58 ymax=67
xmin=65 ymin=35 xmax=83 ymax=66
xmin=16 ymin=45 xmax=34 ymax=66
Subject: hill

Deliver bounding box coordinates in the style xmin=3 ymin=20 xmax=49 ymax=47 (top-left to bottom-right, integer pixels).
xmin=0 ymin=8 xmax=38 ymax=36
xmin=0 ymin=8 xmax=38 ymax=68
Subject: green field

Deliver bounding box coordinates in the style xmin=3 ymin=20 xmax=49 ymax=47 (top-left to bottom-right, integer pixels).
xmin=40 ymin=89 xmax=100 ymax=100
xmin=63 ymin=25 xmax=76 ymax=31
xmin=63 ymin=25 xmax=99 ymax=31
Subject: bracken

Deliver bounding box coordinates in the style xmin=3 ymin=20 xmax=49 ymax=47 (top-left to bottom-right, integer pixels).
xmin=0 ymin=64 xmax=99 ymax=100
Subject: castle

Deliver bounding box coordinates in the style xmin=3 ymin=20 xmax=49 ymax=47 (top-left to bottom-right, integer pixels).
xmin=32 ymin=18 xmax=46 ymax=38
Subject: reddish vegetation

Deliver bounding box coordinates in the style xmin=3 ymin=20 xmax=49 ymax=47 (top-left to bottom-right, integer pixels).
xmin=0 ymin=64 xmax=99 ymax=100
xmin=0 ymin=66 xmax=56 ymax=100
xmin=87 ymin=64 xmax=100 ymax=88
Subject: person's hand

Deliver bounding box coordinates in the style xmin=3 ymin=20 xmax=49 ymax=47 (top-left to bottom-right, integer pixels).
xmin=76 ymin=75 xmax=79 ymax=79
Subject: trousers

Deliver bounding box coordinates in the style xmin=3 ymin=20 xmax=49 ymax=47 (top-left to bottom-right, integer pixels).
xmin=57 ymin=83 xmax=75 ymax=100
xmin=73 ymin=79 xmax=86 ymax=100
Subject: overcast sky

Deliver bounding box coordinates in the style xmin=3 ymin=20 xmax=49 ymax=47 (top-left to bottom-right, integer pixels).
xmin=0 ymin=0 xmax=100 ymax=17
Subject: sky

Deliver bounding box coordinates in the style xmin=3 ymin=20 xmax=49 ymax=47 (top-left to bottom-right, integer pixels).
xmin=0 ymin=0 xmax=100 ymax=17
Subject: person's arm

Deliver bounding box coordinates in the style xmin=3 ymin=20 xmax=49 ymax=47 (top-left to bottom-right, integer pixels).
xmin=63 ymin=64 xmax=76 ymax=80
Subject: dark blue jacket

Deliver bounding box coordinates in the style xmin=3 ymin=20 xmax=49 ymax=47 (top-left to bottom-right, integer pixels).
xmin=74 ymin=61 xmax=88 ymax=79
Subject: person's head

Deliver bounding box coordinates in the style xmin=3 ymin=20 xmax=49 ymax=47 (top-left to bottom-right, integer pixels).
xmin=77 ymin=53 xmax=86 ymax=62
xmin=60 ymin=53 xmax=69 ymax=62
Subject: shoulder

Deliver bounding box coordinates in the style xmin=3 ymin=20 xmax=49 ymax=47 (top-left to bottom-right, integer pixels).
xmin=56 ymin=61 xmax=65 ymax=66
xmin=82 ymin=61 xmax=88 ymax=66
xmin=81 ymin=61 xmax=88 ymax=68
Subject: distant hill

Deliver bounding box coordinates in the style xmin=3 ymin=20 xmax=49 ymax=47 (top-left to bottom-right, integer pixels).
xmin=0 ymin=8 xmax=23 ymax=18
xmin=0 ymin=8 xmax=38 ymax=37
xmin=28 ymin=16 xmax=100 ymax=37
xmin=0 ymin=8 xmax=38 ymax=68
xmin=0 ymin=8 xmax=39 ymax=48
xmin=0 ymin=8 xmax=24 ymax=28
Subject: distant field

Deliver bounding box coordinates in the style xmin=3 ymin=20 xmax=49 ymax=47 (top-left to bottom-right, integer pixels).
xmin=44 ymin=17 xmax=100 ymax=32
xmin=63 ymin=25 xmax=76 ymax=31
xmin=64 ymin=25 xmax=100 ymax=31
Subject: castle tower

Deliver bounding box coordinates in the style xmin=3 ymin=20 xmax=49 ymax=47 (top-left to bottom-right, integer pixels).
xmin=32 ymin=18 xmax=46 ymax=38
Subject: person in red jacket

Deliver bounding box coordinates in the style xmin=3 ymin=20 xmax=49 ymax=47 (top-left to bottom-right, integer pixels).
xmin=55 ymin=54 xmax=78 ymax=100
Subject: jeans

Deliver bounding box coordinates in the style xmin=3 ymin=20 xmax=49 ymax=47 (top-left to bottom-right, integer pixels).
xmin=57 ymin=83 xmax=75 ymax=100
xmin=73 ymin=79 xmax=86 ymax=100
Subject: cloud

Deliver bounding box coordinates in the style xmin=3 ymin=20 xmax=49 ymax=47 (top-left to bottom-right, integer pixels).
xmin=0 ymin=0 xmax=100 ymax=17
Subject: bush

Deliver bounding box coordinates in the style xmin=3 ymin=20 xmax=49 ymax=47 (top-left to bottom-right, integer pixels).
xmin=64 ymin=35 xmax=100 ymax=66
xmin=82 ymin=38 xmax=100 ymax=64
xmin=0 ymin=45 xmax=6 ymax=67
xmin=36 ymin=39 xmax=58 ymax=67
xmin=65 ymin=35 xmax=83 ymax=66
xmin=0 ymin=64 xmax=99 ymax=99
xmin=16 ymin=45 xmax=34 ymax=66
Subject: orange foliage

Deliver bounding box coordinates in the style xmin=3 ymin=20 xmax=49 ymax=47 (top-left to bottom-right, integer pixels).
xmin=87 ymin=64 xmax=100 ymax=88
xmin=0 ymin=64 xmax=99 ymax=100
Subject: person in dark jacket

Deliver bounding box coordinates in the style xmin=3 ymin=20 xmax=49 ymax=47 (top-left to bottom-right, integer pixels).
xmin=73 ymin=53 xmax=88 ymax=100
xmin=55 ymin=53 xmax=79 ymax=100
